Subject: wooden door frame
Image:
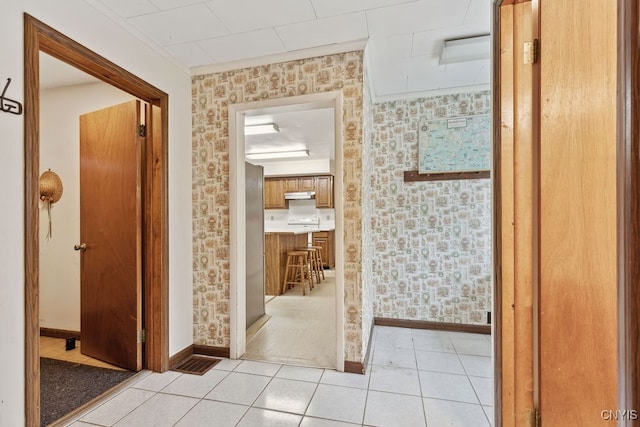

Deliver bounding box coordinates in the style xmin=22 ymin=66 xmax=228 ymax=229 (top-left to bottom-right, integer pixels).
xmin=618 ymin=0 xmax=640 ymax=420
xmin=24 ymin=14 xmax=169 ymax=426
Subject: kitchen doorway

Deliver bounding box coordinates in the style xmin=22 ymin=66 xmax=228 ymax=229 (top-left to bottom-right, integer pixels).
xmin=228 ymin=92 xmax=344 ymax=370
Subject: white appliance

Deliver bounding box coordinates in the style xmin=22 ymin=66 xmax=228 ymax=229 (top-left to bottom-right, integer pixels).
xmin=287 ymin=216 xmax=320 ymax=231
xmin=284 ymin=191 xmax=315 ymax=200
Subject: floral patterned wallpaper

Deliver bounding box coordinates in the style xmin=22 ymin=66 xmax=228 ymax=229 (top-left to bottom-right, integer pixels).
xmin=369 ymin=92 xmax=492 ymax=325
xmin=192 ymin=51 xmax=367 ymax=364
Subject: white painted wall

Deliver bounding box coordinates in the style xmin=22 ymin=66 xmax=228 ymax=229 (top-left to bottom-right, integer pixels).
xmin=0 ymin=2 xmax=193 ymax=424
xmin=259 ymin=158 xmax=333 ymax=176
xmin=39 ymin=81 xmax=135 ymax=332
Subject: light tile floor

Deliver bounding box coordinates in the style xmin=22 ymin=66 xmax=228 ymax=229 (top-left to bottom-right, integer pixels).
xmin=65 ymin=326 xmax=493 ymax=427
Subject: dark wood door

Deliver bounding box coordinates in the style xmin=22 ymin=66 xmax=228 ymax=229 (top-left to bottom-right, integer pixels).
xmin=79 ymin=100 xmax=143 ymax=371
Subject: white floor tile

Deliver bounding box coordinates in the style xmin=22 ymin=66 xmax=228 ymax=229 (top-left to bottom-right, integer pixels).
xmin=364 ymin=390 xmax=426 ymax=427
xmin=449 ymin=336 xmax=492 ymax=357
xmin=213 ymin=358 xmax=243 ymax=371
xmin=411 ymin=334 xmax=456 ymax=353
xmin=253 ymin=378 xmax=317 ymax=414
xmin=469 ymin=376 xmax=493 ymax=406
xmin=276 ymin=365 xmax=324 ymax=383
xmin=204 ymin=372 xmax=271 ymax=405
xmin=161 ymin=369 xmax=228 ymax=398
xmin=448 ymin=332 xmax=489 ymax=341
xmin=415 ymin=350 xmax=465 ymax=374
xmin=372 ymin=346 xmax=417 ymax=369
xmin=369 ymin=365 xmax=422 ymax=396
xmin=236 ymin=407 xmax=302 ymax=427
xmin=79 ymin=388 xmax=155 ymax=425
xmin=320 ymin=369 xmax=370 ymax=389
xmin=112 ymin=393 xmax=199 ymax=427
xmin=131 ymin=371 xmax=182 ymax=392
xmin=459 ymin=354 xmax=492 ymax=378
xmin=174 ymin=400 xmax=248 ymax=426
xmin=418 ymin=371 xmax=479 ymax=404
xmin=305 ymin=384 xmax=367 ymax=424
xmin=374 ymin=326 xmax=414 ymax=349
xmin=234 ymin=360 xmax=282 ymax=376
xmin=483 ymin=405 xmax=494 ymax=426
xmin=300 ymin=416 xmax=360 ymax=426
xmin=423 ymin=398 xmax=489 ymax=427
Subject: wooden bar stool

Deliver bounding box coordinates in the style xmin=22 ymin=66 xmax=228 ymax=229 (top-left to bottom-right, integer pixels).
xmin=282 ymin=250 xmax=313 ymax=295
xmin=308 ymin=245 xmax=325 ymax=280
xmin=296 ymin=247 xmax=322 ymax=285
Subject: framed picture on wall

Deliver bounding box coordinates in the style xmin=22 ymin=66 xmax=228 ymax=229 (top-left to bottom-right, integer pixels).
xmin=418 ymin=114 xmax=491 ymax=174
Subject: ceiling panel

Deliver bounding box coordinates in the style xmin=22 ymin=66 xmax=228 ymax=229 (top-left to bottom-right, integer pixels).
xmin=276 ymin=12 xmax=368 ymax=51
xmin=89 ymin=0 xmax=492 ymax=102
xmin=198 ymin=29 xmax=286 ymax=63
xmin=310 ymin=0 xmax=409 ymax=18
xmin=366 ymin=0 xmax=471 ymax=38
xmin=100 ymin=0 xmax=159 ymax=18
xmin=129 ymin=3 xmax=229 ymax=46
xmin=207 ymin=0 xmax=317 ymax=33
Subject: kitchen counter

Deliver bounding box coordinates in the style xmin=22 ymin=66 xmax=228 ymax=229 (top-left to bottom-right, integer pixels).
xmin=264 ymin=232 xmax=309 ymax=295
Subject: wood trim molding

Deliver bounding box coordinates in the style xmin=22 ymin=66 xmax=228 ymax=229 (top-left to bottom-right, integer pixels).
xmin=403 ymin=170 xmax=490 ymax=182
xmin=24 ymin=14 xmax=169 ymax=426
xmin=193 ymin=345 xmax=231 ymax=359
xmin=374 ymin=317 xmax=491 ymax=335
xmin=618 ymin=0 xmax=640 ymax=418
xmin=168 ymin=345 xmax=194 ymax=370
xmin=39 ymin=328 xmax=80 ymax=340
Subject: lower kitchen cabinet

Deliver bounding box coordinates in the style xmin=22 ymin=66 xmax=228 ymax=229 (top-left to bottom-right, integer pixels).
xmin=264 ymin=232 xmax=309 ymax=295
xmin=312 ymin=230 xmax=335 ymax=269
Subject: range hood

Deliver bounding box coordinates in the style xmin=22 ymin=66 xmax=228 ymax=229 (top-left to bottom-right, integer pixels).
xmin=284 ymin=191 xmax=316 ymax=200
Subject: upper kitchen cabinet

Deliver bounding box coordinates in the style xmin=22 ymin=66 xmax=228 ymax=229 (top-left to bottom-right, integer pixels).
xmin=314 ymin=175 xmax=333 ymax=208
xmin=264 ymin=177 xmax=287 ymax=209
xmin=265 ymin=175 xmax=334 ymax=209
xmin=284 ymin=176 xmax=315 ymax=192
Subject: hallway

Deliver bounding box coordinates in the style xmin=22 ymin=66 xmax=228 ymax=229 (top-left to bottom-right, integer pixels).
xmin=62 ymin=326 xmax=493 ymax=426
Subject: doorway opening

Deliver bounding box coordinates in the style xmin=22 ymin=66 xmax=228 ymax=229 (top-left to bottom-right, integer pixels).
xmin=24 ymin=14 xmax=169 ymax=427
xmin=228 ymin=92 xmax=345 ymax=370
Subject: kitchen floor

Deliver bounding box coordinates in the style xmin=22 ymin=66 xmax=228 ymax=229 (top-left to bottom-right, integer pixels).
xmin=244 ymin=269 xmax=336 ymax=368
xmin=63 ymin=326 xmax=493 ymax=426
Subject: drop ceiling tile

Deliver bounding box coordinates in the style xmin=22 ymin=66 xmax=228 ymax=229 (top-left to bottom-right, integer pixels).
xmin=472 ymin=63 xmax=491 ymax=84
xmin=464 ymin=0 xmax=492 ymax=26
xmin=369 ymin=35 xmax=413 ymax=60
xmin=97 ymin=0 xmax=159 ymax=18
xmin=412 ymin=23 xmax=489 ymax=57
xmin=276 ymin=12 xmax=368 ymax=51
xmin=149 ymin=0 xmax=204 ymax=10
xmin=129 ymin=4 xmax=229 ymax=46
xmin=370 ymin=58 xmax=411 ymax=97
xmin=198 ymin=29 xmax=286 ymax=63
xmin=367 ymin=0 xmax=471 ymax=38
xmin=164 ymin=42 xmax=215 ymax=67
xmin=310 ymin=0 xmax=409 ymax=18
xmin=206 ymin=0 xmax=316 ymax=34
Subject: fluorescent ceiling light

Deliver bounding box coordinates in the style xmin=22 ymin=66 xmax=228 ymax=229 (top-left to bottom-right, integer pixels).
xmin=244 ymin=123 xmax=279 ymax=135
xmin=246 ymin=150 xmax=309 ymax=160
xmin=439 ymin=34 xmax=490 ymax=65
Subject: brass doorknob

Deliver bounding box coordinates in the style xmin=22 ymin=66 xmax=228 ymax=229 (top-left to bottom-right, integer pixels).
xmin=74 ymin=243 xmax=87 ymax=251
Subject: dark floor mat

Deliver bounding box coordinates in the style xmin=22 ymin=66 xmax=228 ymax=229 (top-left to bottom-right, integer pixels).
xmin=171 ymin=355 xmax=221 ymax=375
xmin=40 ymin=357 xmax=135 ymax=426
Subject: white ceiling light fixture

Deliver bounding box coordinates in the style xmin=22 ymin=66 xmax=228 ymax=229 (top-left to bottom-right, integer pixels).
xmin=246 ymin=150 xmax=309 ymax=160
xmin=244 ymin=123 xmax=280 ymax=135
xmin=439 ymin=34 xmax=491 ymax=65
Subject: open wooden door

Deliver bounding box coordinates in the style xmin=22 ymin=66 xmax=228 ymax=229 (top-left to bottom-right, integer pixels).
xmin=78 ymin=100 xmax=144 ymax=371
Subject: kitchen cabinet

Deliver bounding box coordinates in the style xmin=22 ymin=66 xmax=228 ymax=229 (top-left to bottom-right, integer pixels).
xmin=264 ymin=232 xmax=309 ymax=295
xmin=264 ymin=178 xmax=286 ymax=209
xmin=314 ymin=176 xmax=333 ymax=208
xmin=284 ymin=176 xmax=315 ymax=192
xmin=265 ymin=175 xmax=334 ymax=209
xmin=312 ymin=230 xmax=335 ymax=269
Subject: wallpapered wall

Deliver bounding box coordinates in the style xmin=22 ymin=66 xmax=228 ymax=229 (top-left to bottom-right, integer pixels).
xmin=369 ymin=92 xmax=492 ymax=325
xmin=192 ymin=51 xmax=367 ymax=363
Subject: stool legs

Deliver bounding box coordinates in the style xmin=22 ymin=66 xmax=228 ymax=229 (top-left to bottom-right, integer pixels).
xmin=282 ymin=251 xmax=312 ymax=295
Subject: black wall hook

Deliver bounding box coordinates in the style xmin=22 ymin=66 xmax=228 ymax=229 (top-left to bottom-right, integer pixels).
xmin=1 ymin=78 xmax=23 ymax=115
